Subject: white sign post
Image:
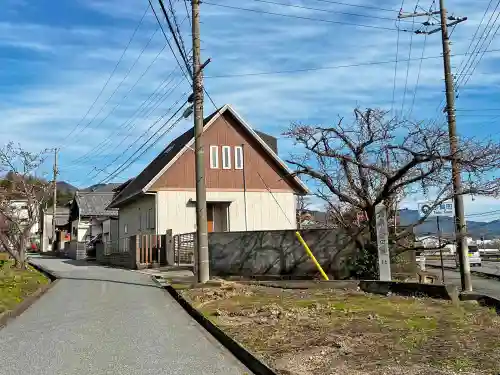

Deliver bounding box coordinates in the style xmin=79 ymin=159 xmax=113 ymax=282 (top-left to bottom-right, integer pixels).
xmin=375 ymin=203 xmax=391 ymax=281
xmin=417 ymin=200 xmax=455 ymax=283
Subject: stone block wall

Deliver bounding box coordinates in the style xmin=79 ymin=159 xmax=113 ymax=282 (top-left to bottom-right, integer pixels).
xmin=96 ymin=239 xmax=137 ymax=269
xmin=65 ymin=241 xmax=87 ymax=260
xmin=208 ymin=229 xmax=356 ymax=279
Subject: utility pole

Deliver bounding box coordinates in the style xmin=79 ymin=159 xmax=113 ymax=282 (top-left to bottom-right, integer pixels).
xmin=399 ymin=1 xmax=471 ymax=292
xmin=52 ymin=148 xmax=58 ymax=251
xmin=192 ymin=0 xmax=209 ymax=283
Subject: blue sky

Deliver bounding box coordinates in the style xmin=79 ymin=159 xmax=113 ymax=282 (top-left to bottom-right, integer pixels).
xmin=2 ymin=0 xmax=500 ymax=220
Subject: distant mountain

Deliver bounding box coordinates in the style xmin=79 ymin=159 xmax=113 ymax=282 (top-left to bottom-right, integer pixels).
xmin=399 ymin=208 xmax=500 ymax=240
xmin=56 ymin=181 xmax=78 ymax=194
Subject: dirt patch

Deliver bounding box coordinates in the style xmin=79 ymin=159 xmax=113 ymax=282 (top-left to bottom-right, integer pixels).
xmin=180 ymin=282 xmax=500 ymax=375
xmin=0 ymin=261 xmax=49 ymax=314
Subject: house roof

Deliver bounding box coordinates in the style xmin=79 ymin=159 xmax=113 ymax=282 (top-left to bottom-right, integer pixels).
xmin=75 ymin=192 xmax=118 ymax=217
xmin=109 ymin=104 xmax=308 ymax=208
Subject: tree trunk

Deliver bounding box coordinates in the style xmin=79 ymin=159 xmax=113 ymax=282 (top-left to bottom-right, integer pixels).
xmin=14 ymin=238 xmax=27 ymax=269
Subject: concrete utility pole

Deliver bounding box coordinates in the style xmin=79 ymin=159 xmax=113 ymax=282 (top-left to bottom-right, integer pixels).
xmin=51 ymin=148 xmax=58 ymax=251
xmin=192 ymin=0 xmax=209 ymax=283
xmin=399 ymin=1 xmax=471 ymax=291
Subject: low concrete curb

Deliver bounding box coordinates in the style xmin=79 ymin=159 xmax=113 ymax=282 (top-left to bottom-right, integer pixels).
xmin=359 ymin=280 xmax=459 ymax=303
xmin=460 ymin=292 xmax=500 ymax=315
xmin=0 ymin=261 xmax=59 ymax=329
xmin=155 ymin=278 xmax=277 ymax=375
xmin=27 ymin=260 xmax=59 ymax=281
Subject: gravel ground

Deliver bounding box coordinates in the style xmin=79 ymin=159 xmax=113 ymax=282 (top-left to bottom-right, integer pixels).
xmin=0 ymin=257 xmax=248 ymax=375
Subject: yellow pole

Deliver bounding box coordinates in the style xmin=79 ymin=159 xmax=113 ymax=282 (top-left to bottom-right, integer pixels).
xmin=294 ymin=231 xmax=329 ymax=280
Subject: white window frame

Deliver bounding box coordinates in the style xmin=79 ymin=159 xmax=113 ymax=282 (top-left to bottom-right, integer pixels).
xmin=222 ymin=146 xmax=231 ymax=169
xmin=124 ymin=224 xmax=128 ymax=234
xmin=234 ymin=146 xmax=243 ymax=170
xmin=210 ymin=145 xmax=219 ymax=169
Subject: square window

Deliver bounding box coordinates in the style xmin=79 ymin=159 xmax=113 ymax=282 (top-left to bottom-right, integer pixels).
xmin=210 ymin=145 xmax=219 ymax=169
xmin=222 ymin=146 xmax=231 ymax=169
xmin=234 ymin=146 xmax=243 ymax=169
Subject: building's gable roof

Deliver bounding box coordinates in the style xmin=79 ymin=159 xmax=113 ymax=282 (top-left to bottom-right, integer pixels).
xmin=75 ymin=192 xmax=118 ymax=217
xmin=109 ymin=104 xmax=308 ymax=208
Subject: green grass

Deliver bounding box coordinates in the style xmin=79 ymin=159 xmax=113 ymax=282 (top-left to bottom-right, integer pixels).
xmin=0 ymin=261 xmax=49 ymax=314
xmin=181 ymin=284 xmax=500 ymax=375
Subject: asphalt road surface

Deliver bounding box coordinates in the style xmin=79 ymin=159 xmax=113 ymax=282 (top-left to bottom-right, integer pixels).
xmin=0 ymin=257 xmax=249 ymax=375
xmin=427 ymin=260 xmax=500 ymax=298
xmin=427 ymin=259 xmax=500 ymax=276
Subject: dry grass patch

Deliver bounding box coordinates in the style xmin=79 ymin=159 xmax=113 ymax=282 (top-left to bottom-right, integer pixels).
xmin=0 ymin=261 xmax=49 ymax=314
xmin=179 ymin=283 xmax=500 ymax=375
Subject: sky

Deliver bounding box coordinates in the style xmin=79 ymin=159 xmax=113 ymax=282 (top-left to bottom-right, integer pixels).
xmin=2 ymin=0 xmax=500 ymax=220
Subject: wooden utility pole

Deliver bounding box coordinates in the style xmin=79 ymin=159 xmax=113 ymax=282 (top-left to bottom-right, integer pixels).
xmin=192 ymin=0 xmax=209 ymax=283
xmin=437 ymin=0 xmax=471 ymax=291
xmin=399 ymin=0 xmax=471 ymax=291
xmin=51 ymin=148 xmax=58 ymax=251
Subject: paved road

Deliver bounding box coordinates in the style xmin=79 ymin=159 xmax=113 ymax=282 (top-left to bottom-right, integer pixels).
xmin=427 ymin=261 xmax=500 ymax=299
xmin=0 ymin=257 xmax=249 ymax=375
xmin=427 ymin=259 xmax=500 ymax=276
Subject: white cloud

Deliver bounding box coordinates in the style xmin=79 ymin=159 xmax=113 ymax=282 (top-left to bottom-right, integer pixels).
xmin=1 ymin=0 xmax=499 ymax=192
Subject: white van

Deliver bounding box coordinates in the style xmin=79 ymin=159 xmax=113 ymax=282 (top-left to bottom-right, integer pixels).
xmin=468 ymin=246 xmax=482 ymax=267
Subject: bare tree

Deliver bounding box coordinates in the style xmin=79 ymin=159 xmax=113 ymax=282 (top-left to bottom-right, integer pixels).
xmin=296 ymin=195 xmax=310 ymax=229
xmin=0 ymin=143 xmax=52 ymax=268
xmin=285 ymin=108 xmax=500 ymax=277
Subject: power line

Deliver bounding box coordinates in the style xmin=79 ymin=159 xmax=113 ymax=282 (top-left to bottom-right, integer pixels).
xmin=246 ymin=0 xmax=415 ymax=23
xmin=202 ymin=2 xmax=399 ymax=31
xmin=89 ymin=95 xmax=188 ymax=185
xmin=57 ymin=4 xmax=150 ymax=148
xmin=73 ymin=69 xmax=184 ymax=167
xmin=205 ymin=46 xmax=500 ymax=78
xmin=409 ymin=0 xmax=435 ymax=117
xmin=94 ymin=97 xmax=187 ymax=184
xmin=67 ymin=26 xmax=160 ymax=144
xmin=310 ymin=0 xmax=400 ymax=13
xmin=390 ymin=1 xmax=404 ymax=115
xmin=183 ymin=0 xmax=192 ymax=26
xmin=158 ymin=0 xmax=191 ymax=72
xmin=459 ymin=15 xmax=500 ymax=91
xmin=167 ymin=0 xmax=190 ymax=59
xmin=401 ymin=1 xmax=419 ymax=114
xmin=454 ymin=1 xmax=500 ymax=93
xmin=149 ymin=0 xmax=192 ymax=81
xmin=85 ymin=77 xmax=185 ymax=168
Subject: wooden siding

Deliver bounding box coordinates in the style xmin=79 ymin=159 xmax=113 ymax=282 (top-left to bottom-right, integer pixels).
xmin=150 ymin=112 xmax=296 ymax=192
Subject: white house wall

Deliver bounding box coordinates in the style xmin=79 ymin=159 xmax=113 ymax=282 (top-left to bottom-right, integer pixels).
xmin=156 ymin=190 xmax=296 ymax=235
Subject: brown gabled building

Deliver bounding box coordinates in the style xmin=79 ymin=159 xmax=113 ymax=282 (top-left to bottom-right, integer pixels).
xmin=108 ymin=104 xmax=308 ymax=250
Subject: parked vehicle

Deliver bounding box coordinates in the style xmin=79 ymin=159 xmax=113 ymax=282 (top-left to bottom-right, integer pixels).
xmin=86 ymin=233 xmax=102 ymax=258
xmin=468 ymin=247 xmax=482 ymax=267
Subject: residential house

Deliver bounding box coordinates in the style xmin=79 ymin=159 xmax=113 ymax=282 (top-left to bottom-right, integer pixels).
xmin=108 ymin=104 xmax=308 ymax=252
xmin=40 ymin=206 xmax=71 ymax=252
xmin=69 ymin=191 xmax=119 ymax=244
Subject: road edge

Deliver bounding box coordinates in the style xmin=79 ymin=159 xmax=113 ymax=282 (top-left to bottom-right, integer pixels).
xmin=0 ymin=260 xmax=59 ymax=330
xmin=427 ymin=264 xmax=500 ymax=281
xmin=154 ymin=277 xmax=278 ymax=375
